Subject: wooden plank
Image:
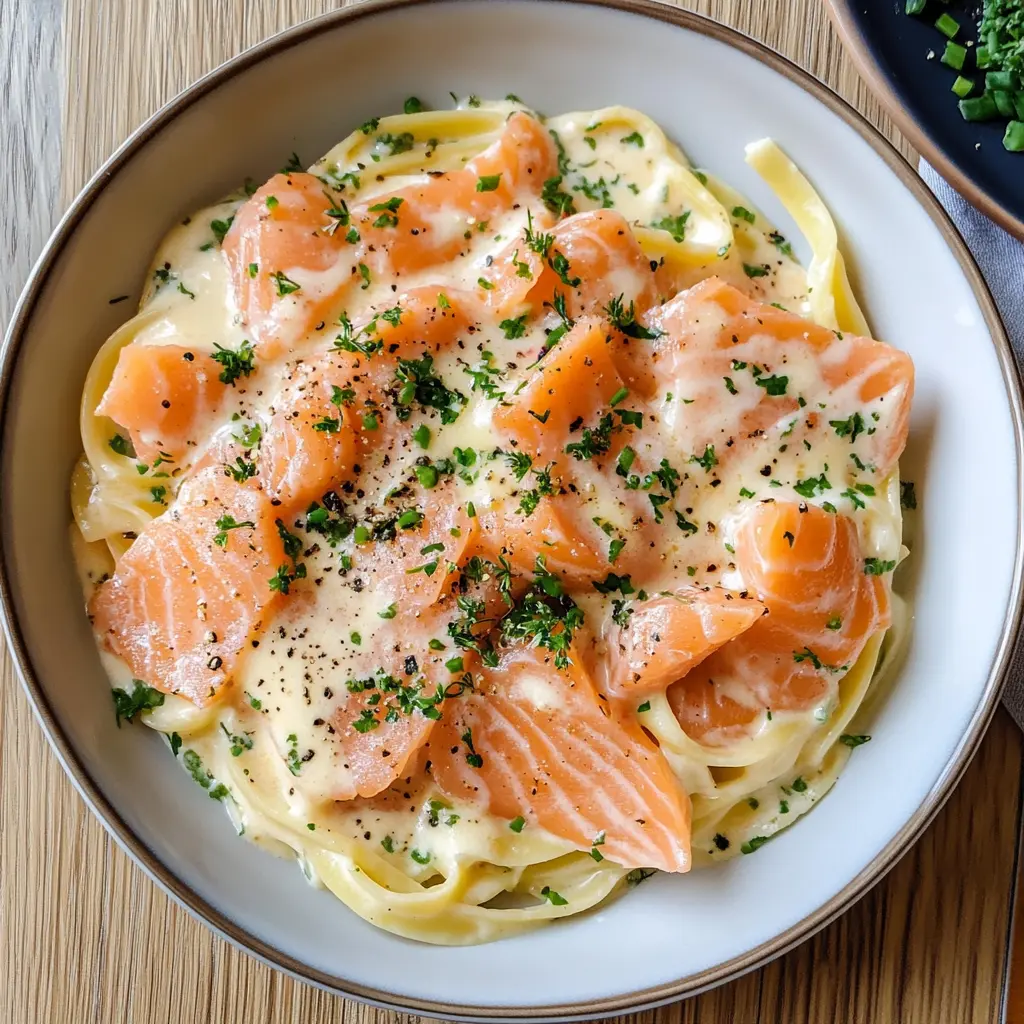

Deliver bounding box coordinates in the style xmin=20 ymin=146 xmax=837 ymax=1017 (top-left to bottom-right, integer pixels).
xmin=0 ymin=1 xmax=1018 ymax=1021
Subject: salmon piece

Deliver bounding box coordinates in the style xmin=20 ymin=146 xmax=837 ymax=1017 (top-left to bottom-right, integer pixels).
xmin=223 ymin=173 xmax=350 ymax=359
xmin=669 ymin=502 xmax=891 ymax=742
xmin=260 ymin=287 xmax=478 ymax=510
xmin=260 ymin=354 xmax=362 ymax=510
xmin=330 ymin=661 xmax=442 ymax=801
xmin=604 ymin=588 xmax=766 ymax=699
xmin=552 ymin=210 xmax=657 ymax=321
xmin=223 ymin=114 xmax=550 ymax=358
xmin=477 ymin=496 xmax=610 ymax=585
xmin=487 ymin=318 xmax=655 ymax=582
xmin=89 ymin=457 xmax=287 ymax=705
xmin=374 ymin=496 xmax=478 ymax=609
xmin=635 ymin=278 xmax=914 ymax=476
xmin=341 ymin=286 xmax=477 ymax=394
xmin=493 ymin=317 xmax=627 ymax=463
xmin=429 ymin=645 xmax=691 ymax=872
xmin=351 ymin=112 xmax=558 ymax=282
xmin=96 ymin=344 xmax=227 ymax=464
xmin=479 ymin=210 xmax=657 ymax=322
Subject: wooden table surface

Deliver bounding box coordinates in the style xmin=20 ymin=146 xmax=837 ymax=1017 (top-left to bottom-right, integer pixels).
xmin=3 ymin=1 xmax=1023 ymax=1021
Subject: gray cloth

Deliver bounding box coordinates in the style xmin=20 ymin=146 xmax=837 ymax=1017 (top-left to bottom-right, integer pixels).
xmin=919 ymin=162 xmax=1024 ymax=727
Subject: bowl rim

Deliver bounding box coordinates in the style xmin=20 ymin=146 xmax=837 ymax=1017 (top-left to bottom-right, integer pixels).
xmin=2 ymin=0 xmax=1022 ymax=1018
xmin=826 ymin=0 xmax=1024 ymax=244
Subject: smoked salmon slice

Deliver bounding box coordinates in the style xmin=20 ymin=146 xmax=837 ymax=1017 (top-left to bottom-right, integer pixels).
xmin=351 ymin=112 xmax=558 ymax=284
xmin=373 ymin=495 xmax=478 ymax=610
xmin=604 ymin=588 xmax=766 ymax=699
xmin=260 ymin=354 xmax=362 ymax=510
xmin=487 ymin=317 xmax=657 ymax=582
xmin=479 ymin=209 xmax=656 ymax=321
xmin=342 ymin=286 xmax=477 ymax=394
xmin=96 ymin=344 xmax=228 ymax=464
xmin=636 ymin=278 xmax=914 ymax=476
xmin=429 ymin=645 xmax=691 ymax=873
xmin=669 ymin=501 xmax=891 ymax=741
xmin=89 ymin=454 xmax=287 ymax=705
xmin=330 ymin=656 xmax=444 ymax=801
xmin=224 ymin=115 xmax=552 ymax=359
xmin=223 ymin=172 xmax=350 ymax=359
xmin=493 ymin=317 xmax=627 ymax=464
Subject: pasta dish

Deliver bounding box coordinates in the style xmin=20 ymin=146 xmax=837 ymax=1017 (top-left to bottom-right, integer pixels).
xmin=73 ymin=99 xmax=914 ymax=944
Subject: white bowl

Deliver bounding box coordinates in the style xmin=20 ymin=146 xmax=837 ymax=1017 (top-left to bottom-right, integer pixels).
xmin=3 ymin=1 xmax=1021 ymax=1017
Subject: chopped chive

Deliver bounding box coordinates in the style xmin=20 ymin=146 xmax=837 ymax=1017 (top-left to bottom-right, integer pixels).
xmin=993 ymin=90 xmax=1017 ymax=117
xmin=935 ymin=12 xmax=959 ymax=38
xmin=951 ymin=76 xmax=974 ymax=99
xmin=959 ymin=94 xmax=999 ymax=121
xmin=941 ymin=41 xmax=967 ymax=71
xmin=1006 ymin=121 xmax=1024 ymax=152
xmin=986 ymin=71 xmax=1016 ymax=92
xmin=904 ymin=0 xmax=925 ymax=13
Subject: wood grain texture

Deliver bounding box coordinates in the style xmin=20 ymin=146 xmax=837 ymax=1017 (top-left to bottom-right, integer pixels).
xmin=1 ymin=0 xmax=1020 ymax=1021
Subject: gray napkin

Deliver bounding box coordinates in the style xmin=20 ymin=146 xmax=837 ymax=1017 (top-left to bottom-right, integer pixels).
xmin=919 ymin=162 xmax=1024 ymax=728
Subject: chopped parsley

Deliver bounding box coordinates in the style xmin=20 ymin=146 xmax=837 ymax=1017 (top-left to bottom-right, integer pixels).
xmin=690 ymin=444 xmax=718 ymax=472
xmin=509 ymin=816 xmax=526 ymax=833
xmin=213 ymin=514 xmax=255 ymax=547
xmin=182 ymin=749 xmax=228 ymax=801
xmin=393 ymin=353 xmax=466 ymax=424
xmin=604 ymin=294 xmax=663 ymax=339
xmin=755 ymin=374 xmax=788 ymax=396
xmin=112 ymin=680 xmax=165 ymax=726
xmin=212 ymin=340 xmax=255 ymax=386
xmin=210 ymin=216 xmax=234 ymax=244
xmin=368 ymin=196 xmax=404 ymax=228
xmin=830 ymin=412 xmax=866 ymax=443
xmin=540 ymin=886 xmax=568 ymax=906
xmin=476 ymin=173 xmax=502 ymax=192
xmin=840 ymin=733 xmax=872 ymax=747
xmin=269 ymin=562 xmax=306 ymax=595
xmin=565 ymin=412 xmax=614 ymax=461
xmin=793 ymin=473 xmax=831 ymax=498
xmin=650 ymin=212 xmax=690 ymax=242
xmin=499 ymin=313 xmax=529 ymax=339
xmin=108 ymin=433 xmax=133 ymax=457
xmin=540 ymin=175 xmax=576 ymax=217
xmin=220 ymin=723 xmax=253 ymax=757
xmin=270 ymin=271 xmax=301 ymax=296
xmin=501 ymin=556 xmax=584 ymax=669
xmin=462 ymin=727 xmax=484 ymax=768
xmin=375 ymin=131 xmax=415 ymax=156
xmin=863 ymin=558 xmax=897 ymax=576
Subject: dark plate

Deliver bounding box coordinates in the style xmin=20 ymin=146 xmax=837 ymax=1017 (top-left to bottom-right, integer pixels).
xmin=828 ymin=0 xmax=1024 ymax=240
